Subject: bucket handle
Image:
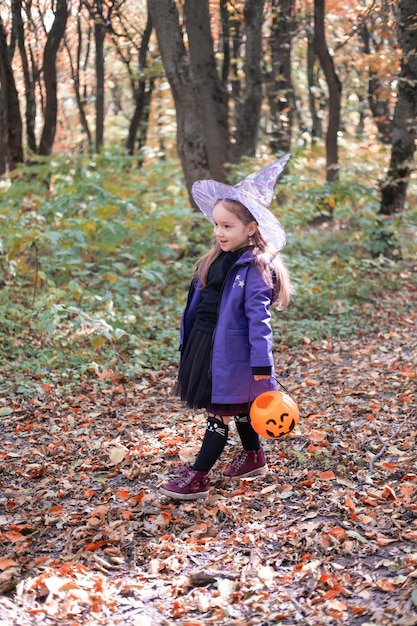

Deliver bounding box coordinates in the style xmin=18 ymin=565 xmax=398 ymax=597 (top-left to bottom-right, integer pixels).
xmin=248 ymin=375 xmax=296 ymax=407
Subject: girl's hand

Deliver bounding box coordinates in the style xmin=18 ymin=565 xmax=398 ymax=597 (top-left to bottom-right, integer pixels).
xmin=253 ymin=375 xmax=271 ymax=381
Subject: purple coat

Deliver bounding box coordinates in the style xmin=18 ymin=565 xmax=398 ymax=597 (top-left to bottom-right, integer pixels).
xmin=180 ymin=250 xmax=278 ymax=404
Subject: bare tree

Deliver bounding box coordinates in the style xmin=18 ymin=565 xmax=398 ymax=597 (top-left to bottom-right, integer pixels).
xmin=12 ymin=0 xmax=37 ymax=153
xmin=380 ymin=0 xmax=417 ymax=214
xmin=313 ymin=0 xmax=341 ymax=182
xmin=306 ymin=7 xmax=323 ymax=140
xmin=0 ymin=14 xmax=23 ymax=172
xmin=39 ymin=0 xmax=69 ymax=155
xmin=82 ymin=0 xmax=123 ymax=152
xmin=119 ymin=11 xmax=154 ymax=160
xmin=356 ymin=2 xmax=396 ymax=144
xmin=64 ymin=2 xmax=93 ymax=152
xmin=184 ymin=0 xmax=228 ymax=180
xmin=94 ymin=0 xmax=105 ymax=152
xmin=230 ymin=0 xmax=265 ymax=162
xmin=147 ymin=0 xmax=211 ymax=195
xmin=264 ymin=0 xmax=296 ymax=154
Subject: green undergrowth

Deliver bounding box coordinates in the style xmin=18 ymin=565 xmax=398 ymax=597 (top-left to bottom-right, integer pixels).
xmin=1 ymin=149 xmax=416 ymax=397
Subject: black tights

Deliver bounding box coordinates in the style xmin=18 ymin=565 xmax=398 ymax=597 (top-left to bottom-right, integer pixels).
xmin=192 ymin=413 xmax=260 ymax=472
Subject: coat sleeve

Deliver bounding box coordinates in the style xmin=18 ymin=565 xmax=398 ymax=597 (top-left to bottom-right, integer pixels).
xmin=244 ymin=266 xmax=275 ymax=369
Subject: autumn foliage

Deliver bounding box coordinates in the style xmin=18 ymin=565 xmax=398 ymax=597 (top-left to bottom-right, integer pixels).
xmin=1 ymin=279 xmax=416 ymax=623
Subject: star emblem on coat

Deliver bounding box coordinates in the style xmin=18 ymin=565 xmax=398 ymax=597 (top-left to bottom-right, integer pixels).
xmin=233 ymin=274 xmax=245 ymax=289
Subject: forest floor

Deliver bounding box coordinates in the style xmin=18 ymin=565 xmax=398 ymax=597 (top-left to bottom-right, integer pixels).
xmin=1 ymin=287 xmax=417 ymax=626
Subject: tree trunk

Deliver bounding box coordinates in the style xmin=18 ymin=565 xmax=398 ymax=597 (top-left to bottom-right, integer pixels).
xmin=38 ymin=0 xmax=68 ymax=156
xmin=380 ymin=0 xmax=417 ymax=214
xmin=219 ymin=0 xmax=231 ymax=85
xmin=95 ymin=1 xmax=105 ymax=153
xmin=313 ymin=0 xmax=341 ymax=182
xmin=65 ymin=7 xmax=93 ymax=152
xmin=0 ymin=15 xmax=23 ymax=171
xmin=220 ymin=0 xmax=241 ymax=126
xmin=265 ymin=0 xmax=295 ymax=154
xmin=357 ymin=20 xmax=393 ymax=144
xmin=184 ymin=0 xmax=229 ymax=181
xmin=135 ymin=85 xmax=153 ymax=164
xmin=306 ymin=10 xmax=323 ymax=140
xmin=0 ymin=38 xmax=8 ymax=176
xmin=12 ymin=0 xmax=37 ymax=153
xmin=125 ymin=12 xmax=154 ymax=160
xmin=147 ymin=0 xmax=210 ymax=197
xmin=231 ymin=0 xmax=265 ymax=162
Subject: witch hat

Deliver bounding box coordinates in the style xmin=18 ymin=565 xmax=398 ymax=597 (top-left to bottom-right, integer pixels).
xmin=191 ymin=154 xmax=292 ymax=251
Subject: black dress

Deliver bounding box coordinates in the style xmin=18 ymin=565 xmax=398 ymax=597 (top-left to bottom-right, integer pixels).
xmin=176 ymin=249 xmax=249 ymax=416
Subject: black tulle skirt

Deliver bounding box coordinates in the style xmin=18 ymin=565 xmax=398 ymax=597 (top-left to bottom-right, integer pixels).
xmin=175 ymin=327 xmax=248 ymax=417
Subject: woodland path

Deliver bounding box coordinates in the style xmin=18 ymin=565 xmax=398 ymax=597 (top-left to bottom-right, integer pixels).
xmin=0 ymin=287 xmax=416 ymax=625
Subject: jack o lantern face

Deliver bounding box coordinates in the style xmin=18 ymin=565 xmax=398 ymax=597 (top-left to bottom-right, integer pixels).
xmin=250 ymin=391 xmax=299 ymax=440
xmin=266 ymin=413 xmax=296 ymax=438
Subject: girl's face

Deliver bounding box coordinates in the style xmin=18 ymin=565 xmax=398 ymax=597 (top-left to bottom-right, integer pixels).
xmin=212 ymin=201 xmax=257 ymax=252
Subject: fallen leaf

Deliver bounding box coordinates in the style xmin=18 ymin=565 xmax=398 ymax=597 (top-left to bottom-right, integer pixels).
xmin=107 ymin=446 xmax=127 ymax=465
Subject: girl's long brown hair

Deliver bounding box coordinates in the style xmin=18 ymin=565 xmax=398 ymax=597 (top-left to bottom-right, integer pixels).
xmin=195 ymin=199 xmax=295 ymax=310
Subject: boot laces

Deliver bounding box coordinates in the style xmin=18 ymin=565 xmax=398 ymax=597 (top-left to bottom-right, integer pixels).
xmin=231 ymin=450 xmax=249 ymax=470
xmin=177 ymin=467 xmax=196 ymax=487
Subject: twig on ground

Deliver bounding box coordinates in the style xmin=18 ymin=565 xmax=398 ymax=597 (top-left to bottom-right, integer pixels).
xmin=369 ymin=409 xmax=416 ymax=474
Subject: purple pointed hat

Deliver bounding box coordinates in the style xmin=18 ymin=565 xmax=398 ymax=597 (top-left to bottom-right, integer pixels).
xmin=191 ymin=154 xmax=292 ymax=252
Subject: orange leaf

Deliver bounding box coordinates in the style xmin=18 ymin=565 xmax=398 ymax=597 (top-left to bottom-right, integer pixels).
xmin=381 ymin=461 xmax=399 ymax=470
xmin=33 ymin=557 xmax=50 ymax=566
xmin=351 ymin=606 xmax=367 ymax=615
xmin=399 ymin=394 xmax=412 ymax=403
xmin=319 ymin=471 xmax=336 ymax=481
xmin=381 ymin=485 xmax=396 ymax=501
xmin=402 ymin=473 xmax=417 ymax=481
xmin=48 ymin=505 xmax=63 ymax=515
xmin=84 ymin=540 xmax=114 ymax=551
xmin=96 ymin=368 xmax=117 ymax=380
xmin=75 ymin=563 xmax=90 ymax=574
xmin=319 ymin=572 xmax=333 ymax=583
xmin=376 ymin=579 xmax=394 ymax=592
xmin=328 ymin=527 xmax=348 ymax=541
xmin=308 ymin=429 xmax=327 ymax=442
xmin=400 ymin=485 xmax=414 ymax=500
xmin=5 ymin=531 xmax=26 ymax=542
xmin=116 ymin=489 xmax=131 ymax=501
xmin=400 ymin=368 xmax=417 ymax=379
xmin=171 ymin=599 xmax=185 ymax=618
xmin=360 ymin=496 xmax=378 ymax=506
xmin=0 ymin=557 xmax=19 ymax=571
xmin=323 ymin=588 xmax=342 ymax=600
xmin=345 ymin=496 xmax=356 ymax=513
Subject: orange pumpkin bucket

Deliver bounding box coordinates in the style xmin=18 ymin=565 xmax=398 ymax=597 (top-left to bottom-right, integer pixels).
xmin=250 ymin=387 xmax=299 ymax=439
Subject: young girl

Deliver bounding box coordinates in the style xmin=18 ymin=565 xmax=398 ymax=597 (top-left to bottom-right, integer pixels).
xmin=160 ymin=155 xmax=294 ymax=500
